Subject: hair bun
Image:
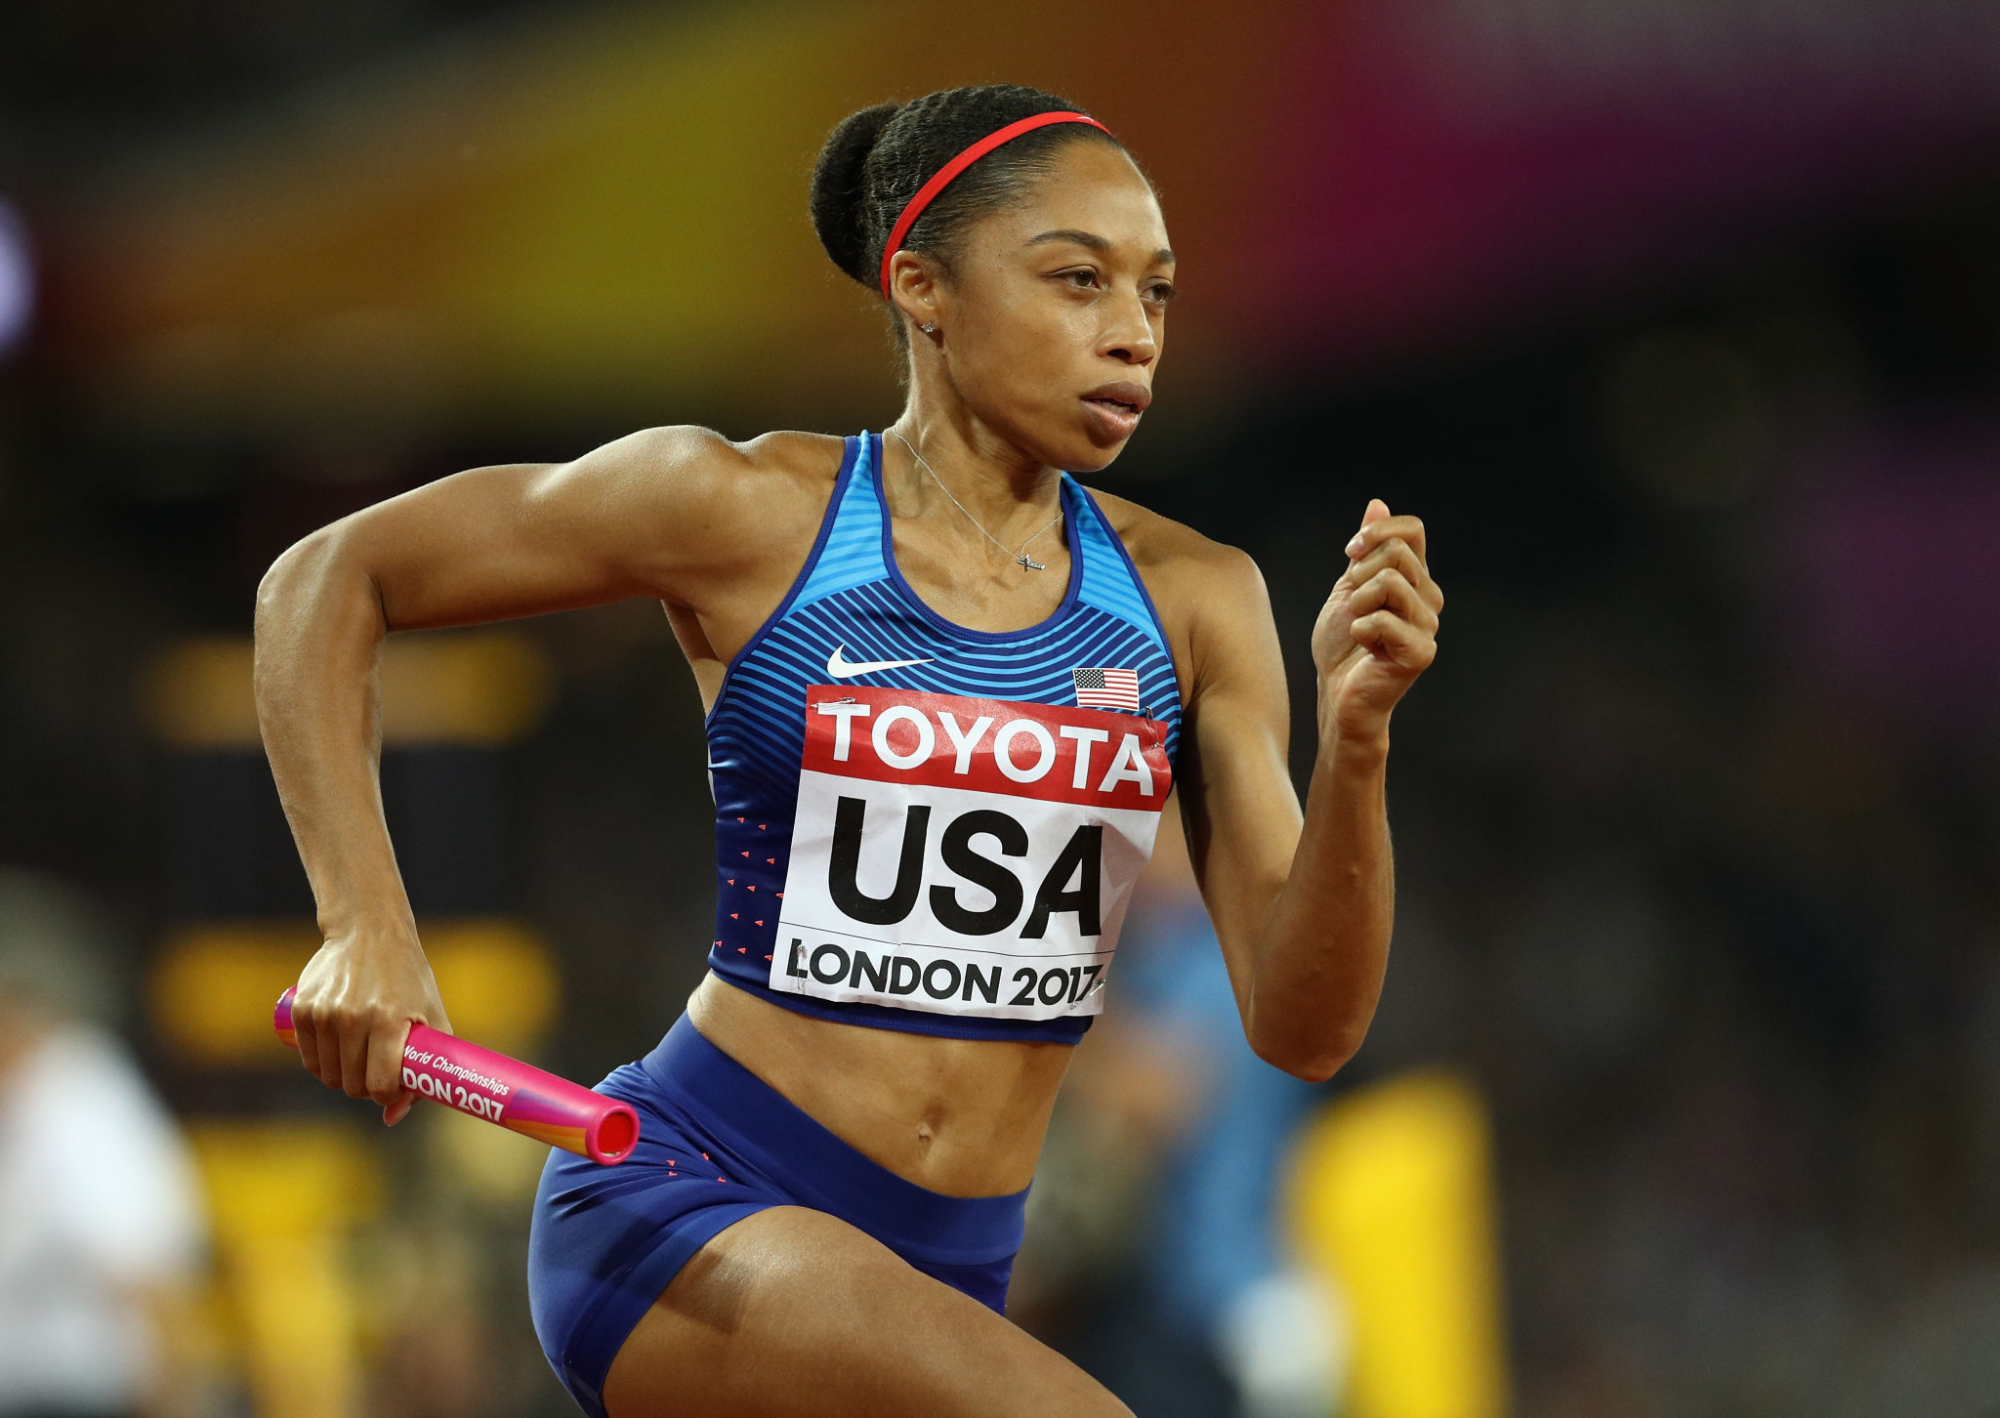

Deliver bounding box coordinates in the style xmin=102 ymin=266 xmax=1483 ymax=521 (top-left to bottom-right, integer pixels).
xmin=810 ymin=102 xmax=899 ymax=287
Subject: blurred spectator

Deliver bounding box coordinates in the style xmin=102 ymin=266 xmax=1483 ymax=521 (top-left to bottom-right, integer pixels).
xmin=1119 ymin=814 xmax=1344 ymax=1418
xmin=0 ymin=870 xmax=212 ymax=1418
xmin=1014 ymin=804 xmax=1342 ymax=1418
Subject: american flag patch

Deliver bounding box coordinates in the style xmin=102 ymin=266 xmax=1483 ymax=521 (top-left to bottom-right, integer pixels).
xmin=1072 ymin=667 xmax=1142 ymax=712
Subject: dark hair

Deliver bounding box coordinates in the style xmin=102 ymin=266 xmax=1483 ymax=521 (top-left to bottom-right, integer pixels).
xmin=809 ymin=85 xmax=1127 ymax=318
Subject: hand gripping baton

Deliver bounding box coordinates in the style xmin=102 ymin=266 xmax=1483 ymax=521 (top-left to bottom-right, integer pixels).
xmin=274 ymin=989 xmax=639 ymax=1165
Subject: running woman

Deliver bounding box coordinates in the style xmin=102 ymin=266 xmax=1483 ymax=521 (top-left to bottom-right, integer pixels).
xmin=255 ymin=84 xmax=1442 ymax=1417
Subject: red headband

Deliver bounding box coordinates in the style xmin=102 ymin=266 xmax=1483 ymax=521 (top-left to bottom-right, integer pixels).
xmin=878 ymin=110 xmax=1114 ymax=302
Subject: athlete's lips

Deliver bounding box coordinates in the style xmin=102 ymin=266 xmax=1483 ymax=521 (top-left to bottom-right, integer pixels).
xmin=1081 ymin=380 xmax=1152 ymax=415
xmin=1080 ymin=381 xmax=1151 ymax=439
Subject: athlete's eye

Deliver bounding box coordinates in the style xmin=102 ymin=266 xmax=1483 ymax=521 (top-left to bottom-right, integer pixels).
xmin=1144 ymin=281 xmax=1176 ymax=306
xmin=1055 ymin=267 xmax=1102 ymax=290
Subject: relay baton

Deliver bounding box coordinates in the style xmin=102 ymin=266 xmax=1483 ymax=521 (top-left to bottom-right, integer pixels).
xmin=273 ymin=989 xmax=639 ymax=1165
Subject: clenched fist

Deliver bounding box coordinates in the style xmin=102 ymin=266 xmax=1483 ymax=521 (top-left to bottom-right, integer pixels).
xmin=1311 ymin=499 xmax=1443 ymax=742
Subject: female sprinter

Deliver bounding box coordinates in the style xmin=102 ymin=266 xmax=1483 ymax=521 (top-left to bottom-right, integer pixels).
xmin=256 ymin=85 xmax=1442 ymax=1417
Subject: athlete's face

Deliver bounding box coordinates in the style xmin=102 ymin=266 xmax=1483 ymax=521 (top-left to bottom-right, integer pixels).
xmin=927 ymin=142 xmax=1173 ymax=474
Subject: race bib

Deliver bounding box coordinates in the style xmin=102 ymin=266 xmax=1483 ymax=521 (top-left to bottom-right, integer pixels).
xmin=768 ymin=685 xmax=1173 ymax=1020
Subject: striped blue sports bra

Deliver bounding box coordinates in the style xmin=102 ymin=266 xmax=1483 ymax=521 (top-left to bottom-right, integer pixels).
xmin=702 ymin=432 xmax=1184 ymax=1043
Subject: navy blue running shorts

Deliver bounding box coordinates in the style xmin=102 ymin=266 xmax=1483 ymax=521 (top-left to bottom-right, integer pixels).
xmin=527 ymin=1013 xmax=1031 ymax=1418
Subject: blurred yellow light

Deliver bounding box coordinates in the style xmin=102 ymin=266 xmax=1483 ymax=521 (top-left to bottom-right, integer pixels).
xmin=189 ymin=1120 xmax=384 ymax=1239
xmin=151 ymin=916 xmax=560 ymax=1064
xmin=142 ymin=631 xmax=552 ymax=748
xmin=426 ymin=918 xmax=562 ymax=1054
xmin=231 ymin=1235 xmax=359 ymax=1418
xmin=76 ymin=0 xmax=1267 ymax=432
xmin=1286 ymin=1070 xmax=1511 ymax=1418
xmin=429 ymin=1102 xmax=563 ymax=1208
xmin=189 ymin=1121 xmax=381 ymax=1418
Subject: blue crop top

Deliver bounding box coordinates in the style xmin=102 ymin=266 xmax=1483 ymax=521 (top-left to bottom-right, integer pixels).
xmin=701 ymin=432 xmax=1184 ymax=1043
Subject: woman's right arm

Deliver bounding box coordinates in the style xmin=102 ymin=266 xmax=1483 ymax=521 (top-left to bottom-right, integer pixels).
xmin=253 ymin=426 xmax=801 ymax=1121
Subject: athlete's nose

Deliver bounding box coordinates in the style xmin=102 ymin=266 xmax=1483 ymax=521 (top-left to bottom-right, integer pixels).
xmin=1098 ymin=288 xmax=1158 ymax=367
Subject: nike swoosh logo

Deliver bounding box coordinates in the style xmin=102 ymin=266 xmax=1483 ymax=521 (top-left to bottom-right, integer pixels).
xmin=827 ymin=643 xmax=935 ymax=678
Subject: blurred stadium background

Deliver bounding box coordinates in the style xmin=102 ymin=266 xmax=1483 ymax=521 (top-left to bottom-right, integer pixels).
xmin=3 ymin=1 xmax=2000 ymax=1415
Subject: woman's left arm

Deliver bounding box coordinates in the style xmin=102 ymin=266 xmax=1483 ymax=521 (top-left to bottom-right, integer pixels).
xmin=1174 ymin=499 xmax=1442 ymax=1080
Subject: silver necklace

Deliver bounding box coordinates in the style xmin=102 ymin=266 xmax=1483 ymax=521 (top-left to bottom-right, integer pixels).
xmin=890 ymin=430 xmax=1062 ymax=572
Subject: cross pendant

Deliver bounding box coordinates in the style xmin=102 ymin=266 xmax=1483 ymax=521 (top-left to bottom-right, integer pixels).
xmin=1017 ymin=553 xmax=1047 ymax=571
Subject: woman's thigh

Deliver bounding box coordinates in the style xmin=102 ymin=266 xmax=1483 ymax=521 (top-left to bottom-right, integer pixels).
xmin=601 ymin=1206 xmax=1130 ymax=1418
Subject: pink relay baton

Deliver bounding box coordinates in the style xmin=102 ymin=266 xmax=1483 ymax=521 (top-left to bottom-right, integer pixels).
xmin=273 ymin=989 xmax=639 ymax=1165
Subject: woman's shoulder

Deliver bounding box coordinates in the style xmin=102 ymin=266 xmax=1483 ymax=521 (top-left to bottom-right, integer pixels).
xmin=550 ymin=427 xmax=851 ymax=599
xmin=609 ymin=425 xmax=847 ymax=496
xmin=1079 ymin=485 xmax=1277 ymax=698
xmin=1078 ymin=483 xmax=1264 ymax=603
xmin=593 ymin=425 xmax=849 ymax=542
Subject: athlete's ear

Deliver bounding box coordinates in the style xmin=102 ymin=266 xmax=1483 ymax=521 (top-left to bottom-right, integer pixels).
xmin=885 ymin=249 xmax=943 ymax=335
